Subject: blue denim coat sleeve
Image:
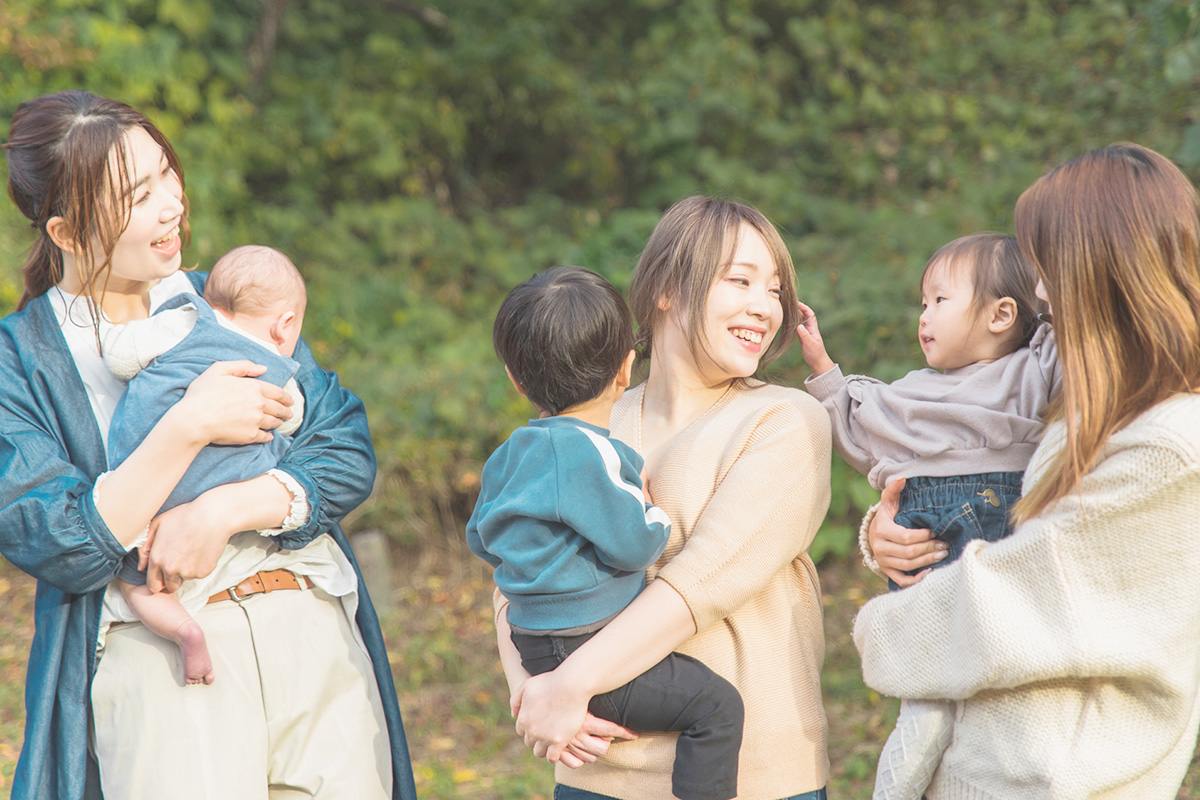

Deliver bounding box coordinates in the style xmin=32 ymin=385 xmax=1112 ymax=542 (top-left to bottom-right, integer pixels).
xmin=268 ymin=335 xmax=377 ymax=549
xmin=0 ymin=303 xmax=125 ymax=593
xmin=1 ymin=298 xmax=115 ymax=800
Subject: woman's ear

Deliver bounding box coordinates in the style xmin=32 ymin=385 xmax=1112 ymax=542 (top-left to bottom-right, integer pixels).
xmin=987 ymin=297 xmax=1018 ymax=334
xmin=45 ymin=216 xmax=77 ymax=253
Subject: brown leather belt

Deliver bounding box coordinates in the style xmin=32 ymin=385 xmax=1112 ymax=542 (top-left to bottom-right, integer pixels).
xmin=206 ymin=569 xmax=313 ymax=605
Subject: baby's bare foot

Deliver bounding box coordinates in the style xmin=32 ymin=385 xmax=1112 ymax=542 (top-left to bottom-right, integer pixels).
xmin=173 ymin=618 xmax=215 ymax=685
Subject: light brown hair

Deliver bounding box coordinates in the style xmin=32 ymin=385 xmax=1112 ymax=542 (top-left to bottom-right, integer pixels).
xmin=1013 ymin=143 xmax=1200 ymax=522
xmin=4 ymin=90 xmax=190 ymax=311
xmin=205 ymin=245 xmax=306 ymax=318
xmin=628 ymin=196 xmax=799 ymax=375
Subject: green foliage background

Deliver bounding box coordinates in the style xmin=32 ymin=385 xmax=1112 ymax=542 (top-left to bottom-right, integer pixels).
xmin=3 ymin=0 xmax=1199 ymax=558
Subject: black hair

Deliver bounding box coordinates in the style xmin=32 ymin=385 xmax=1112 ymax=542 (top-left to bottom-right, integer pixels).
xmin=493 ymin=266 xmax=634 ymax=416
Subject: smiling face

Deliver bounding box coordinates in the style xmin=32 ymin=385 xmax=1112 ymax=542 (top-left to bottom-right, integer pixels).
xmin=918 ymin=258 xmax=998 ymax=370
xmin=99 ymin=126 xmax=186 ymax=292
xmin=690 ymin=224 xmax=784 ymax=382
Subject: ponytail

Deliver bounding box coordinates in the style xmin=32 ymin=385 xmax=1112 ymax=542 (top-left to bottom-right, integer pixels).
xmin=17 ymin=232 xmax=64 ymax=311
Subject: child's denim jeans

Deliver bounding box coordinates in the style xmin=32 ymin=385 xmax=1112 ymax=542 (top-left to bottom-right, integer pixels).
xmin=890 ymin=471 xmax=1023 ymax=591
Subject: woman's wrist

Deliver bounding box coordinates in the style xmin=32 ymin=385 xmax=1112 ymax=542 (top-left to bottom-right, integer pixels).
xmin=194 ymin=475 xmax=292 ymax=534
xmin=159 ymin=400 xmax=215 ymax=452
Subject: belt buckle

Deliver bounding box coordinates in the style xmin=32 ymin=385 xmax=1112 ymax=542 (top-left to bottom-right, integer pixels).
xmin=225 ymin=584 xmax=249 ymax=604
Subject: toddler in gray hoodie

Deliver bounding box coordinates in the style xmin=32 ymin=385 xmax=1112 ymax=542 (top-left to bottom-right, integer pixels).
xmin=796 ymin=233 xmax=1060 ymax=800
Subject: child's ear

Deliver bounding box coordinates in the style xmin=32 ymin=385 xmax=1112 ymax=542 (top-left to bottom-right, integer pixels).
xmin=45 ymin=216 xmax=77 ymax=254
xmin=987 ymin=297 xmax=1018 ymax=334
xmin=614 ymin=349 xmax=636 ymax=391
xmin=504 ymin=365 xmax=528 ymax=398
xmin=269 ymin=311 xmax=298 ymax=346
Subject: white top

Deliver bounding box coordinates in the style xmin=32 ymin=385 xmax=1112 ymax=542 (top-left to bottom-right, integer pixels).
xmin=48 ymin=272 xmax=360 ymax=647
xmin=854 ymin=392 xmax=1200 ymax=799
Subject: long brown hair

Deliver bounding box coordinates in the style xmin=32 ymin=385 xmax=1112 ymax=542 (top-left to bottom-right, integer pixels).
xmin=628 ymin=195 xmax=799 ymax=375
xmin=3 ymin=90 xmax=190 ymax=311
xmin=1013 ymin=143 xmax=1200 ymax=522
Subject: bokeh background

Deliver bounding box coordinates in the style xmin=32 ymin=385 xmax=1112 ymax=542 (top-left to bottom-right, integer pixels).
xmin=2 ymin=1 xmax=1199 ymax=797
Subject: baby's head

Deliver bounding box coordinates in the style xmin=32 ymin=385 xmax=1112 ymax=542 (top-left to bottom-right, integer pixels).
xmin=204 ymin=245 xmax=307 ymax=357
xmin=493 ymin=266 xmax=636 ymax=418
xmin=918 ymin=233 xmax=1040 ymax=370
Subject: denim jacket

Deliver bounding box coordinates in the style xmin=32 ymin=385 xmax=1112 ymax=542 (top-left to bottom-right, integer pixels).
xmin=0 ymin=272 xmax=417 ymax=800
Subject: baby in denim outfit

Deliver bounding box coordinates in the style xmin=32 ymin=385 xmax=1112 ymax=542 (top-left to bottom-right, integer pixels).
xmin=104 ymin=245 xmax=307 ymax=685
xmin=796 ymin=233 xmax=1060 ymax=800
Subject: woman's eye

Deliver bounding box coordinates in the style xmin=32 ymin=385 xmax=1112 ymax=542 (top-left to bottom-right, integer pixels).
xmin=134 ymin=191 xmax=150 ymax=206
xmin=936 ymin=296 xmax=947 ymax=303
xmin=769 ymin=287 xmax=782 ymax=297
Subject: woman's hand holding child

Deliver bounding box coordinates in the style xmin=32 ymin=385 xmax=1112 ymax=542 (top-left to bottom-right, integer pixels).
xmin=868 ymin=478 xmax=946 ymax=588
xmin=180 ymin=360 xmax=293 ymax=446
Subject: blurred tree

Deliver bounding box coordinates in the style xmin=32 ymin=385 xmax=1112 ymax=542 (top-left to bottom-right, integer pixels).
xmin=1 ymin=0 xmax=1195 ymax=555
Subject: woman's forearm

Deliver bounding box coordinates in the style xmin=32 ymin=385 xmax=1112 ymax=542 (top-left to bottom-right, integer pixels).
xmin=494 ymin=603 xmax=532 ymax=696
xmin=555 ymin=579 xmax=697 ymax=697
xmin=94 ymin=403 xmax=207 ymax=546
xmin=196 ymin=474 xmax=293 ymax=533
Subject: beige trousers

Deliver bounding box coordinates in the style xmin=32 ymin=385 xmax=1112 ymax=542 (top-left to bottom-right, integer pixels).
xmin=91 ymin=585 xmax=392 ymax=799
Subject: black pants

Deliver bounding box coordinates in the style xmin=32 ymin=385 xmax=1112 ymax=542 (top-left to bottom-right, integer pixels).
xmin=512 ymin=629 xmax=744 ymax=800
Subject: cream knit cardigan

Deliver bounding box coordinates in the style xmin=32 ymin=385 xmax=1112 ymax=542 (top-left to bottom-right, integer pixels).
xmin=854 ymin=392 xmax=1200 ymax=799
xmin=558 ymin=381 xmax=833 ymax=800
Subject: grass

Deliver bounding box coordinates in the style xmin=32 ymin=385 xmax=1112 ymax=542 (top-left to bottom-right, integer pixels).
xmin=0 ymin=548 xmax=1197 ymax=799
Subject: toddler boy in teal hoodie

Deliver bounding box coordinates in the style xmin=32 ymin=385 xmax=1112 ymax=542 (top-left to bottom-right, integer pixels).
xmin=467 ymin=267 xmax=744 ymax=800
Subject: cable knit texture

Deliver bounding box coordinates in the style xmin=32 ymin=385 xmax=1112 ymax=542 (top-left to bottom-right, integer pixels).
xmin=558 ymin=381 xmax=833 ymax=800
xmin=854 ymin=392 xmax=1200 ymax=799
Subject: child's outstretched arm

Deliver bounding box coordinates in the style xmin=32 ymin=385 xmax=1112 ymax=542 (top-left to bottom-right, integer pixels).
xmin=795 ymin=301 xmax=836 ymax=377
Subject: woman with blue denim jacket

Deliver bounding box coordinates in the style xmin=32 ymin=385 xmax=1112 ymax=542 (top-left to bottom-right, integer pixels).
xmin=0 ymin=90 xmax=417 ymax=800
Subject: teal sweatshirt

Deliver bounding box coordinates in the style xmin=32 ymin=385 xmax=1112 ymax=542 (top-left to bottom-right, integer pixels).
xmin=466 ymin=416 xmax=670 ymax=631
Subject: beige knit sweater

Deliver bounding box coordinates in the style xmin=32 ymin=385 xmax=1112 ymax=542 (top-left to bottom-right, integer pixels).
xmin=854 ymin=392 xmax=1200 ymax=799
xmin=557 ymin=381 xmax=833 ymax=800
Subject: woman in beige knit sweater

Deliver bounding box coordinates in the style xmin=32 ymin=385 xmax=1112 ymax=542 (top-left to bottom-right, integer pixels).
xmin=855 ymin=143 xmax=1200 ymax=799
xmin=495 ymin=196 xmax=834 ymax=800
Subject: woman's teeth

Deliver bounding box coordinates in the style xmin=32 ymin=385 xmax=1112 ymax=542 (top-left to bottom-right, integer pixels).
xmin=151 ymin=227 xmax=179 ymax=246
xmin=733 ymin=328 xmax=763 ymax=344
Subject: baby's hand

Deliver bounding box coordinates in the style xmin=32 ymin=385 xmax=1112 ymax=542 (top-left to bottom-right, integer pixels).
xmin=795 ymin=301 xmax=836 ymax=377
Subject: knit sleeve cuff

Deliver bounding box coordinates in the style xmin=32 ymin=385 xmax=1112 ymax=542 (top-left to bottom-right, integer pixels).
xmin=859 ymin=501 xmax=885 ymax=578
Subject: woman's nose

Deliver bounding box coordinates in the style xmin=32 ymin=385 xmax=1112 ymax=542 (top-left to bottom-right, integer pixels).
xmin=747 ymin=288 xmax=772 ymax=317
xmin=162 ymin=188 xmax=185 ymax=219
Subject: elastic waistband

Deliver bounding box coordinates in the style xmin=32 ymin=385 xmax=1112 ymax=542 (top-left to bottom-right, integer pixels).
xmin=899 ymin=471 xmax=1024 ymax=511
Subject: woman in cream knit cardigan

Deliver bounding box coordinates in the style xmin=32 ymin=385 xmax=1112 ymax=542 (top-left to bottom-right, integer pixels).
xmin=855 ymin=143 xmax=1200 ymax=799
xmin=495 ymin=196 xmax=834 ymax=800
